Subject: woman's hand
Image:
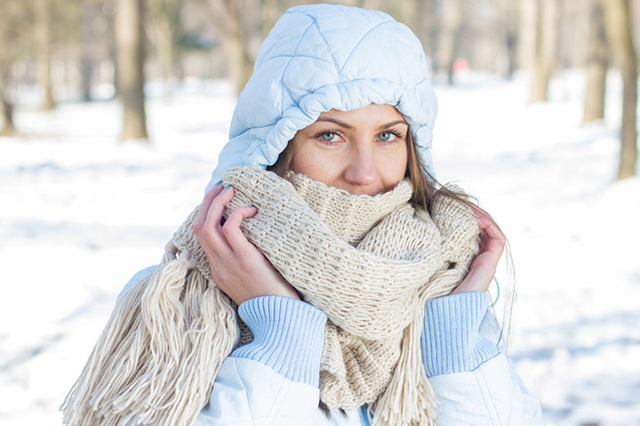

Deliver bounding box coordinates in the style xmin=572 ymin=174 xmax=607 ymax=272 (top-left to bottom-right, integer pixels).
xmin=451 ymin=205 xmax=506 ymax=295
xmin=193 ymin=183 xmax=301 ymax=305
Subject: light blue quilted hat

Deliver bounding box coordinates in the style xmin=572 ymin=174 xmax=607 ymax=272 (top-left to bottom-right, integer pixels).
xmin=207 ymin=4 xmax=438 ymax=191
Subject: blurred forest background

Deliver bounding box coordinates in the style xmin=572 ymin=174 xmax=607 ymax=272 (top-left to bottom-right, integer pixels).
xmin=2 ymin=2 xmax=640 ymax=425
xmin=1 ymin=0 xmax=638 ymax=178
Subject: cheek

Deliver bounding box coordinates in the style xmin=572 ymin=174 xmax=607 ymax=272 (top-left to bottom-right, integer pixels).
xmin=290 ymin=142 xmax=338 ymax=185
xmin=381 ymin=145 xmax=408 ymax=185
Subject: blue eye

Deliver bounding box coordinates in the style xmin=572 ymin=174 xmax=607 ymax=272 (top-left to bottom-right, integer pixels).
xmin=378 ymin=132 xmax=396 ymax=142
xmin=320 ymin=132 xmax=340 ymax=142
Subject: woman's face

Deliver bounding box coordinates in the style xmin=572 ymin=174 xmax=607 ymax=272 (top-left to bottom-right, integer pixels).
xmin=290 ymin=104 xmax=409 ymax=196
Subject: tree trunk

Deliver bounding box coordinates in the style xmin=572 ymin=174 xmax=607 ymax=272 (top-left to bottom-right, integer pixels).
xmin=519 ymin=0 xmax=537 ymax=71
xmin=116 ymin=0 xmax=148 ymax=141
xmin=220 ymin=2 xmax=255 ymax=94
xmin=604 ymin=0 xmax=638 ymax=179
xmin=0 ymin=73 xmax=15 ymax=136
xmin=224 ymin=31 xmax=243 ymax=94
xmin=105 ymin=2 xmax=119 ymax=97
xmin=505 ymin=31 xmax=517 ymax=79
xmin=583 ymin=0 xmax=608 ymax=122
xmin=262 ymin=0 xmax=279 ymax=38
xmin=36 ymin=0 xmax=55 ymax=110
xmin=497 ymin=0 xmax=519 ymax=79
xmin=147 ymin=0 xmax=183 ymax=98
xmin=200 ymin=0 xmax=259 ymax=95
xmin=81 ymin=3 xmax=100 ymax=102
xmin=438 ymin=0 xmax=465 ymax=85
xmin=413 ymin=0 xmax=431 ymax=56
xmin=158 ymin=33 xmax=176 ymax=96
xmin=397 ymin=0 xmax=418 ymax=35
xmin=151 ymin=16 xmax=177 ymax=98
xmin=529 ymin=0 xmax=560 ymax=103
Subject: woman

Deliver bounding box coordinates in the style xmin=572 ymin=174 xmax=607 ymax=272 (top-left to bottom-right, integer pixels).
xmin=61 ymin=4 xmax=545 ymax=426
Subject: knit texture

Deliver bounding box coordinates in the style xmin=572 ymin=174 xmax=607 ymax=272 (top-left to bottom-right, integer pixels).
xmin=61 ymin=166 xmax=480 ymax=426
xmin=232 ymin=296 xmax=327 ymax=386
xmin=421 ymin=292 xmax=499 ymax=377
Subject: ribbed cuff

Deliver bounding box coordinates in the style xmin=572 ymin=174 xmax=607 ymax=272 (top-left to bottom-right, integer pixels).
xmin=231 ymin=296 xmax=327 ymax=387
xmin=421 ymin=292 xmax=499 ymax=377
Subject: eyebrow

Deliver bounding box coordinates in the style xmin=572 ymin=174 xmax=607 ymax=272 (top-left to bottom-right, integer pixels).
xmin=316 ymin=117 xmax=354 ymax=129
xmin=376 ymin=120 xmax=408 ymax=131
xmin=316 ymin=118 xmax=408 ymax=131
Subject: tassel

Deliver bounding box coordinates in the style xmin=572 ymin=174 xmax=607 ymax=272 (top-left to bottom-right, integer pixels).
xmin=371 ymin=268 xmax=465 ymax=426
xmin=370 ymin=265 xmax=469 ymax=426
xmin=371 ymin=297 xmax=437 ymax=426
xmin=60 ymin=245 xmax=239 ymax=426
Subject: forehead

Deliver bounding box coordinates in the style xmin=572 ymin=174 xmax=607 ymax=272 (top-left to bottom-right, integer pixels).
xmin=316 ymin=104 xmax=406 ymax=124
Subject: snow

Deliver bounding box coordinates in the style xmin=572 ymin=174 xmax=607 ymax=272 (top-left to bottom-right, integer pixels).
xmin=1 ymin=72 xmax=639 ymax=426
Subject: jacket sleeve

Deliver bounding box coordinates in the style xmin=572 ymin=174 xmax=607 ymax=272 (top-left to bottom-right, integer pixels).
xmin=119 ymin=269 xmax=329 ymax=426
xmin=421 ymin=292 xmax=546 ymax=426
xmin=195 ymin=296 xmax=329 ymax=426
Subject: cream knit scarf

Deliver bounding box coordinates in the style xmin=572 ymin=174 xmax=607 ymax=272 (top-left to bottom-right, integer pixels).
xmin=61 ymin=166 xmax=480 ymax=426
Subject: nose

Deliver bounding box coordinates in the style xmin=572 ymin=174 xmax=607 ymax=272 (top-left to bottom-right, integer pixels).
xmin=343 ymin=143 xmax=377 ymax=188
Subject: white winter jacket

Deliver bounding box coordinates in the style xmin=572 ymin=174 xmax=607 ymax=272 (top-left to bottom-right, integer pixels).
xmin=121 ymin=4 xmax=547 ymax=425
xmin=124 ymin=267 xmax=546 ymax=426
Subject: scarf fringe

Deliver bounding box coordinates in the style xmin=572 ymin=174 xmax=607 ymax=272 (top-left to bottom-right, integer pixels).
xmin=61 ymin=168 xmax=480 ymax=426
xmin=371 ymin=267 xmax=467 ymax=426
xmin=60 ymin=244 xmax=239 ymax=426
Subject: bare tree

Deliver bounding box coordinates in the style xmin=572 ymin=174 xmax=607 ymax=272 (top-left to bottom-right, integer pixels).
xmin=524 ymin=0 xmax=561 ymax=103
xmin=411 ymin=0 xmax=436 ymax=59
xmin=80 ymin=1 xmax=103 ymax=101
xmin=146 ymin=0 xmax=184 ymax=96
xmin=116 ymin=0 xmax=148 ymax=141
xmin=0 ymin=72 xmax=16 ymax=137
xmin=35 ymin=0 xmax=56 ymax=110
xmin=495 ymin=0 xmax=520 ymax=79
xmin=583 ymin=0 xmax=608 ymax=123
xmin=196 ymin=0 xmax=264 ymax=94
xmin=262 ymin=0 xmax=279 ymax=38
xmin=437 ymin=0 xmax=466 ymax=84
xmin=0 ymin=0 xmax=31 ymax=135
xmin=519 ymin=0 xmax=536 ymax=73
xmin=604 ymin=0 xmax=638 ymax=179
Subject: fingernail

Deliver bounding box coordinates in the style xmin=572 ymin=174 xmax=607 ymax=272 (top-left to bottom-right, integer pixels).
xmin=216 ymin=180 xmax=223 ymax=186
xmin=223 ymin=184 xmax=233 ymax=191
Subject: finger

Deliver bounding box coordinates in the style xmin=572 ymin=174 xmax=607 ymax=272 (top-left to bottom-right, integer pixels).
xmin=206 ymin=185 xmax=235 ymax=226
xmin=474 ymin=208 xmax=505 ymax=248
xmin=469 ymin=204 xmax=490 ymax=220
xmin=194 ymin=182 xmax=224 ymax=233
xmin=476 ymin=214 xmax=503 ymax=237
xmin=201 ymin=186 xmax=236 ymax=257
xmin=223 ymin=206 xmax=259 ymax=258
xmin=479 ymin=219 xmax=505 ymax=256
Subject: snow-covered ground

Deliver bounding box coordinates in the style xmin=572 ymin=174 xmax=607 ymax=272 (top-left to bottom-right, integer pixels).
xmin=1 ymin=72 xmax=638 ymax=426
